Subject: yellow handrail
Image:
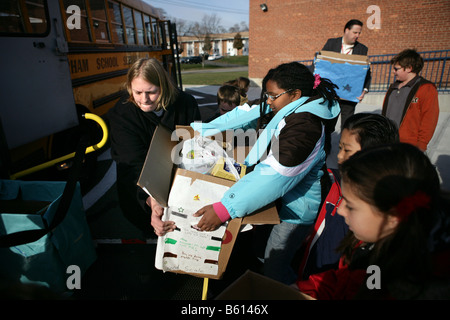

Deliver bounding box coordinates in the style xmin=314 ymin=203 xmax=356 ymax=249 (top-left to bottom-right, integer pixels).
xmin=202 ymin=278 xmax=209 ymax=300
xmin=83 ymin=113 xmax=109 ymax=153
xmin=10 ymin=113 xmax=108 ymax=180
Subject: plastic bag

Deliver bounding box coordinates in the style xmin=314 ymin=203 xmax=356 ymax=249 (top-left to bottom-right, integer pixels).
xmin=179 ymin=135 xmax=241 ymax=180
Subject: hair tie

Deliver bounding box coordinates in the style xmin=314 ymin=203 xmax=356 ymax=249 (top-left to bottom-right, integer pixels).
xmin=395 ymin=190 xmax=431 ymax=221
xmin=313 ymin=74 xmax=321 ymax=89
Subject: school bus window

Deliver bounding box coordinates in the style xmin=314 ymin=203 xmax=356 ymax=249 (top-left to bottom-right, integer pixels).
xmin=107 ymin=0 xmax=124 ymax=44
xmin=0 ymin=1 xmax=24 ymax=33
xmin=160 ymin=21 xmax=169 ymax=48
xmin=88 ymin=0 xmax=110 ymax=42
xmin=63 ymin=0 xmax=91 ymax=42
xmin=0 ymin=0 xmax=48 ymax=34
xmin=152 ymin=19 xmax=160 ymax=46
xmin=134 ymin=10 xmax=145 ymax=45
xmin=143 ymin=14 xmax=154 ymax=46
xmin=122 ymin=5 xmax=135 ymax=45
xmin=25 ymin=0 xmax=47 ymax=34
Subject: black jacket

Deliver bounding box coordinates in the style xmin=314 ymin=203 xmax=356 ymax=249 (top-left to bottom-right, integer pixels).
xmin=322 ymin=37 xmax=369 ymax=55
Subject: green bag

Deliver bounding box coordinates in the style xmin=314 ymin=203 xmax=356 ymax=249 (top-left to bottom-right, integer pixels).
xmin=0 ymin=137 xmax=96 ymax=294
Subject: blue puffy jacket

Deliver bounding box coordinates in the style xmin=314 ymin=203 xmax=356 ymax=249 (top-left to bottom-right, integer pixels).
xmin=191 ymin=96 xmax=340 ymax=224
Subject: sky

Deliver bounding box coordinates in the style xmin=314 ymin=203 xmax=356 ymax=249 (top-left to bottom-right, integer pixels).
xmin=145 ymin=0 xmax=249 ymax=30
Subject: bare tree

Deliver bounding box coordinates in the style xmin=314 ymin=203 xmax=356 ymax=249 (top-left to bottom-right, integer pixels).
xmin=181 ymin=14 xmax=225 ymax=65
xmin=227 ymin=21 xmax=248 ymax=33
xmin=165 ymin=13 xmax=248 ymax=63
xmin=167 ymin=12 xmax=248 ymax=35
xmin=168 ymin=17 xmax=190 ymax=55
xmin=239 ymin=21 xmax=249 ymax=31
xmin=229 ymin=23 xmax=240 ymax=33
xmin=200 ymin=13 xmax=224 ymax=34
xmin=187 ymin=13 xmax=224 ymax=36
xmin=169 ymin=17 xmax=190 ymax=36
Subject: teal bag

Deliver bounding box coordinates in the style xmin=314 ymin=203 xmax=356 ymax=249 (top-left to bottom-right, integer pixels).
xmin=0 ymin=137 xmax=96 ymax=294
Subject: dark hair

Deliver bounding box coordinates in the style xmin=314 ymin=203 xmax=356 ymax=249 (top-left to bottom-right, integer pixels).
xmin=390 ymin=48 xmax=424 ymax=74
xmin=339 ymin=143 xmax=449 ymax=299
xmin=344 ymin=19 xmax=363 ymax=31
xmin=257 ymin=62 xmax=338 ymax=151
xmin=343 ymin=113 xmax=399 ymax=149
xmin=259 ymin=62 xmax=338 ymax=114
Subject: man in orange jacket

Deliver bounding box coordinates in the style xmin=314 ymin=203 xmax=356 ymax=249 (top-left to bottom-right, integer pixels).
xmin=382 ymin=49 xmax=439 ymax=151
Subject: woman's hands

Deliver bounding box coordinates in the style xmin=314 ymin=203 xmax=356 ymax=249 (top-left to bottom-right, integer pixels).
xmin=148 ymin=197 xmax=222 ymax=235
xmin=147 ymin=196 xmax=176 ymax=236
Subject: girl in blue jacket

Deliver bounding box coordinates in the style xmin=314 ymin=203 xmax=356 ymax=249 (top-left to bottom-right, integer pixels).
xmin=192 ymin=62 xmax=340 ymax=284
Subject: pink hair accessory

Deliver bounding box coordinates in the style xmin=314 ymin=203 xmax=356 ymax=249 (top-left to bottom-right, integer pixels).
xmin=313 ymin=74 xmax=321 ymax=89
xmin=395 ymin=190 xmax=430 ymax=221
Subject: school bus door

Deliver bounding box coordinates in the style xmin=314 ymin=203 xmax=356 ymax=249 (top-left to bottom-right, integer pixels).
xmin=0 ymin=1 xmax=77 ymax=150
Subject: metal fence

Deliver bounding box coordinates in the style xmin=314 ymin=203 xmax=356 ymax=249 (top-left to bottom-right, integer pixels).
xmin=300 ymin=50 xmax=450 ymax=93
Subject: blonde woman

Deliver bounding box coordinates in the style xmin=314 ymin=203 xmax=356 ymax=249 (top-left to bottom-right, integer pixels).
xmin=107 ymin=58 xmax=200 ymax=238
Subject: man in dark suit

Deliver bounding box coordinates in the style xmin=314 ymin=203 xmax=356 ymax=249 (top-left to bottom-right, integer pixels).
xmin=322 ymin=19 xmax=371 ymax=130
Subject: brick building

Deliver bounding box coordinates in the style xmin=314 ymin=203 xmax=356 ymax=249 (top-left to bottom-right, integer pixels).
xmin=178 ymin=31 xmax=249 ymax=57
xmin=249 ymin=0 xmax=450 ymax=83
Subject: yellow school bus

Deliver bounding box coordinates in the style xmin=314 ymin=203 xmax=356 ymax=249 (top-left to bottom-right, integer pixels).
xmin=0 ymin=0 xmax=181 ymax=180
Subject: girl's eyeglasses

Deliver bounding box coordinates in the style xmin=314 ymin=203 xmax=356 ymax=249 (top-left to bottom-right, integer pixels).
xmin=264 ymin=89 xmax=293 ymax=101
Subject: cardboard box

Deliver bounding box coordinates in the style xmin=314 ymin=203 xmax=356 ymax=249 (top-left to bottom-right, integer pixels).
xmin=315 ymin=50 xmax=369 ymax=65
xmin=215 ymin=270 xmax=315 ymax=300
xmin=137 ymin=125 xmax=279 ymax=279
xmin=314 ymin=50 xmax=370 ymax=103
